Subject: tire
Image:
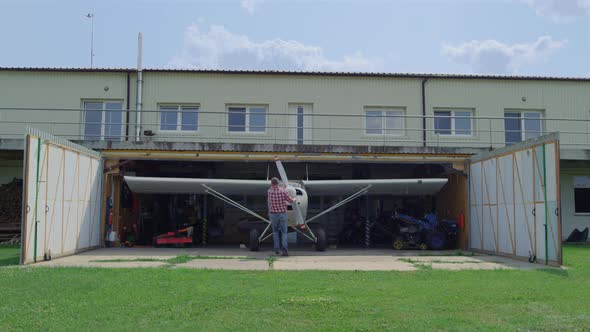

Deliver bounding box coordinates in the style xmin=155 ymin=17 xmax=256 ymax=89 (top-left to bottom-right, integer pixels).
xmin=315 ymin=228 xmax=327 ymax=251
xmin=392 ymin=236 xmax=405 ymax=250
xmin=249 ymin=229 xmax=260 ymax=251
xmin=427 ymin=231 xmax=447 ymax=250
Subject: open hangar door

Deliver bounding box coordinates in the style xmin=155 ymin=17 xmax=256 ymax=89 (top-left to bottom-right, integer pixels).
xmin=21 ymin=129 xmax=102 ymax=264
xmin=119 ymin=159 xmax=464 ymax=250
xmin=469 ymin=133 xmax=561 ymax=265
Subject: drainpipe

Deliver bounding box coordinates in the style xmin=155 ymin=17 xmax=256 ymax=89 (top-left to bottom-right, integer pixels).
xmin=125 ymin=73 xmax=130 ymax=141
xmin=421 ymin=79 xmax=428 ymax=147
xmin=135 ymin=32 xmax=143 ymax=141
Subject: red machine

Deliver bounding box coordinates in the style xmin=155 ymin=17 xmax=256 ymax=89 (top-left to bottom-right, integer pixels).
xmin=155 ymin=226 xmax=194 ymax=246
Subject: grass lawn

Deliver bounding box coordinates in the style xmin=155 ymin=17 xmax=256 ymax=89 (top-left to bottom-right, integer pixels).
xmin=0 ymin=245 xmax=19 ymax=266
xmin=1 ymin=245 xmax=589 ymax=331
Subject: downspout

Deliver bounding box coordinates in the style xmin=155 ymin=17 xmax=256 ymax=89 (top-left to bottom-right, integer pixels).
xmin=135 ymin=32 xmax=143 ymax=141
xmin=125 ymin=72 xmax=130 ymax=141
xmin=542 ymin=143 xmax=549 ymax=265
xmin=421 ymin=79 xmax=428 ymax=147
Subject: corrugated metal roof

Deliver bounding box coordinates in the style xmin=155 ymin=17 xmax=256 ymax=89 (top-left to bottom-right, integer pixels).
xmin=1 ymin=66 xmax=589 ymax=82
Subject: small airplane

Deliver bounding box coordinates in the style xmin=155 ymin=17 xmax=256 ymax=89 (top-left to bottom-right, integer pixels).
xmin=124 ymin=157 xmax=448 ymax=251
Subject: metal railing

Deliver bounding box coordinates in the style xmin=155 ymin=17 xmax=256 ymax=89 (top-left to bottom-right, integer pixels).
xmin=0 ymin=107 xmax=589 ymax=149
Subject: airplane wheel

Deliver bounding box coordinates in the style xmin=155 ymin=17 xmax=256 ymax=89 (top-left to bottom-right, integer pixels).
xmin=393 ymin=237 xmax=405 ymax=250
xmin=249 ymin=229 xmax=260 ymax=251
xmin=315 ymin=228 xmax=327 ymax=251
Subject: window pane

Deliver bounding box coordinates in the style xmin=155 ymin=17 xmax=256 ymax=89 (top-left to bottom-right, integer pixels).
xmin=385 ymin=110 xmax=403 ymax=135
xmin=181 ymin=107 xmax=199 ymax=131
xmin=160 ymin=107 xmax=178 ymax=131
xmin=434 ymin=111 xmax=451 ymax=135
xmin=228 ymin=107 xmax=246 ymax=132
xmin=249 ymin=108 xmax=266 ymax=132
xmin=455 ymin=111 xmax=472 ymax=135
xmin=524 ymin=112 xmax=542 ymax=140
xmin=84 ymin=110 xmax=102 ymax=140
xmin=366 ymin=111 xmax=382 ymax=135
xmin=104 ymin=102 xmax=123 ymax=139
xmin=574 ymin=188 xmax=590 ymax=213
xmin=297 ymin=106 xmax=304 ymax=144
xmin=504 ymin=112 xmax=521 ymax=145
xmin=104 ymin=110 xmax=122 ymax=139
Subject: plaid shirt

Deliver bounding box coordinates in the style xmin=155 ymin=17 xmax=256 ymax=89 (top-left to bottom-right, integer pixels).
xmin=268 ymin=186 xmax=293 ymax=213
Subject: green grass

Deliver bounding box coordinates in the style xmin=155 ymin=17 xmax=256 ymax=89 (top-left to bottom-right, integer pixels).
xmin=0 ymin=245 xmax=19 ymax=266
xmin=0 ymin=244 xmax=589 ymax=331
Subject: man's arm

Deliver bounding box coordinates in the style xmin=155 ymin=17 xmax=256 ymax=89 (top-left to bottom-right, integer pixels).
xmin=283 ymin=190 xmax=296 ymax=202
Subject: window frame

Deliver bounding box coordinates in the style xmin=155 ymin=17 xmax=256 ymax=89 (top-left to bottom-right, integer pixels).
xmin=573 ymin=176 xmax=590 ymax=214
xmin=364 ymin=107 xmax=405 ymax=136
xmin=433 ymin=109 xmax=474 ymax=137
xmin=158 ymin=104 xmax=200 ymax=132
xmin=81 ymin=99 xmax=125 ymax=140
xmin=226 ymin=104 xmax=268 ymax=134
xmin=504 ymin=110 xmax=544 ymax=145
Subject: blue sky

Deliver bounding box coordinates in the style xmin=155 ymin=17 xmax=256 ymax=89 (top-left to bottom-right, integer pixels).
xmin=1 ymin=0 xmax=589 ymax=76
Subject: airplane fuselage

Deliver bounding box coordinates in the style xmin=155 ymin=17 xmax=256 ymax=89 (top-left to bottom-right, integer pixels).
xmin=284 ymin=182 xmax=308 ymax=228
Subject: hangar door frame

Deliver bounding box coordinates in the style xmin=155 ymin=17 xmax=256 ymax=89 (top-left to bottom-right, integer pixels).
xmin=21 ymin=128 xmax=103 ymax=264
xmin=469 ymin=132 xmax=561 ymax=265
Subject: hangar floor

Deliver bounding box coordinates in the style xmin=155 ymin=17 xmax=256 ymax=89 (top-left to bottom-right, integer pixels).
xmin=32 ymin=248 xmax=556 ymax=271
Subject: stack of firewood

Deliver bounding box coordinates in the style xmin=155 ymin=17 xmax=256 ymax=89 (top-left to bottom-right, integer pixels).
xmin=0 ymin=178 xmax=23 ymax=224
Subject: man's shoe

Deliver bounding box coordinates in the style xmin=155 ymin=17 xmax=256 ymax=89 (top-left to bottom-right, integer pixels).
xmin=275 ymin=251 xmax=280 ymax=255
xmin=281 ymin=250 xmax=289 ymax=257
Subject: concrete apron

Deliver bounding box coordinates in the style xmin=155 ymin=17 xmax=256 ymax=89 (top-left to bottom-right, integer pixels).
xmin=29 ymin=247 xmax=561 ymax=271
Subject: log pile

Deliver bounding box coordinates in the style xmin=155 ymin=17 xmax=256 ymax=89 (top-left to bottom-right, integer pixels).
xmin=0 ymin=178 xmax=23 ymax=225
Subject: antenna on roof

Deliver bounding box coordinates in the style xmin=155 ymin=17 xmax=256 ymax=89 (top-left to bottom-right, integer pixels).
xmin=84 ymin=13 xmax=95 ymax=68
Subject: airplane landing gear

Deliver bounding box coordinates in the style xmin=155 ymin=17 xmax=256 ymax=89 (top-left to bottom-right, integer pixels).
xmin=315 ymin=228 xmax=327 ymax=251
xmin=249 ymin=229 xmax=260 ymax=251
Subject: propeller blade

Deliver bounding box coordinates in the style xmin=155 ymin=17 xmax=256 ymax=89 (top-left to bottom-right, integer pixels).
xmin=274 ymin=156 xmax=305 ymax=226
xmin=274 ymin=156 xmax=289 ymax=184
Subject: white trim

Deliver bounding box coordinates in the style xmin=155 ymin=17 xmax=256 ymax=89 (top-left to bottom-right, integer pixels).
xmin=226 ymin=104 xmax=268 ymax=134
xmin=364 ymin=107 xmax=405 ymax=136
xmin=433 ymin=109 xmax=474 ymax=137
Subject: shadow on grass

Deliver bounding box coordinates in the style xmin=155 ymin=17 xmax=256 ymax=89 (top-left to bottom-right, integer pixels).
xmin=538 ymin=268 xmax=570 ymax=277
xmin=0 ymin=256 xmax=20 ymax=266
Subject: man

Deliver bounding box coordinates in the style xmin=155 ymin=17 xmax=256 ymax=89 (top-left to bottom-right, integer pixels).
xmin=267 ymin=177 xmax=295 ymax=256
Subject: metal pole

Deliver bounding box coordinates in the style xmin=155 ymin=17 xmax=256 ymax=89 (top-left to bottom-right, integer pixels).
xmin=33 ymin=138 xmax=41 ymax=263
xmin=135 ymin=32 xmax=143 ymax=141
xmin=542 ymin=143 xmax=549 ymax=265
xmin=85 ymin=13 xmax=94 ymax=68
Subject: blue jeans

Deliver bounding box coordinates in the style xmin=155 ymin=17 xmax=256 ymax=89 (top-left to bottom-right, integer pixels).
xmin=270 ymin=212 xmax=288 ymax=253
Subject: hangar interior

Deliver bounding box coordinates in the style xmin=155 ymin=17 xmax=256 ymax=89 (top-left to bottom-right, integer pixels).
xmin=106 ymin=159 xmax=468 ymax=250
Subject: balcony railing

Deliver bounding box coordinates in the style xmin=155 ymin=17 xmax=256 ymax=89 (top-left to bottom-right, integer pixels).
xmin=0 ymin=107 xmax=589 ymax=149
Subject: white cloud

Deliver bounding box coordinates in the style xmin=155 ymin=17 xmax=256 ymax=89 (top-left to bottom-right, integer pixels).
xmin=522 ymin=0 xmax=590 ymax=22
xmin=169 ymin=24 xmax=383 ymax=72
xmin=240 ymin=0 xmax=263 ymax=15
xmin=441 ymin=36 xmax=567 ymax=74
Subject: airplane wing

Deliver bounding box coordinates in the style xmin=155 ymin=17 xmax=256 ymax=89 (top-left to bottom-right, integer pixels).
xmin=124 ymin=176 xmax=270 ymax=195
xmin=301 ymin=178 xmax=448 ymax=196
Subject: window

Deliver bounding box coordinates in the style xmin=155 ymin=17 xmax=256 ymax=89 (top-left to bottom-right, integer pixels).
xmin=365 ymin=108 xmax=404 ymax=135
xmin=504 ymin=111 xmax=543 ymax=145
xmin=434 ymin=110 xmax=473 ymax=136
xmin=159 ymin=105 xmax=199 ymax=131
xmin=83 ymin=100 xmax=124 ymax=140
xmin=228 ymin=105 xmax=267 ymax=133
xmin=574 ymin=176 xmax=590 ymax=213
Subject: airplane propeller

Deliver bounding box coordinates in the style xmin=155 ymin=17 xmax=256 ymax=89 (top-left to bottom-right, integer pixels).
xmin=274 ymin=156 xmax=306 ymax=227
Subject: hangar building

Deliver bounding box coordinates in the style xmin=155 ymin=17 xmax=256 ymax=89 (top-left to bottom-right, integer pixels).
xmin=0 ymin=67 xmax=588 ymax=265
